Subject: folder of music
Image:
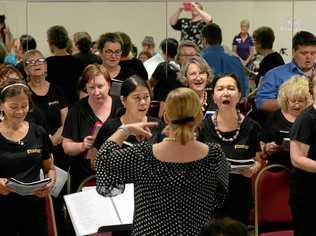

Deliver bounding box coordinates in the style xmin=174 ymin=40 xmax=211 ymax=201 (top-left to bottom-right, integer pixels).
xmin=64 ymin=184 xmax=134 ymax=236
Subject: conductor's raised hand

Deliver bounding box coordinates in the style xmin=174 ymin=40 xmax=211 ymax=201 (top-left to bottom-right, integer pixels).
xmin=125 ymin=122 xmax=158 ymax=139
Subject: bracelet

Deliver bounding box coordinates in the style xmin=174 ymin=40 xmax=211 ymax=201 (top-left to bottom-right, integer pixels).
xmin=118 ymin=125 xmax=130 ymax=137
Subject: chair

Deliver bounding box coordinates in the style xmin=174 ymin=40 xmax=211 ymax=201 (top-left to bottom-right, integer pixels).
xmin=45 ymin=195 xmax=58 ymax=236
xmin=77 ymin=175 xmax=96 ymax=192
xmin=255 ymin=164 xmax=293 ymax=236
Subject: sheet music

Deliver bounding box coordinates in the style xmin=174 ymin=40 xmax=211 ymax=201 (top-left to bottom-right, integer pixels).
xmin=111 ymin=184 xmax=134 ymax=224
xmin=64 ymin=184 xmax=134 ymax=236
xmin=7 ymin=177 xmax=51 ymax=196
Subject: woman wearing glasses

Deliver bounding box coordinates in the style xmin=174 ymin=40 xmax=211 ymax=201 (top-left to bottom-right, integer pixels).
xmin=260 ymin=76 xmax=311 ymax=167
xmin=24 ymin=49 xmax=68 ymax=170
xmin=180 ymin=56 xmax=216 ymax=114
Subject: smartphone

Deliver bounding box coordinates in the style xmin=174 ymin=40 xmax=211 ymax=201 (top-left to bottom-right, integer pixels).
xmin=183 ymin=1 xmax=192 ymax=11
xmin=275 ymin=130 xmax=290 ymax=145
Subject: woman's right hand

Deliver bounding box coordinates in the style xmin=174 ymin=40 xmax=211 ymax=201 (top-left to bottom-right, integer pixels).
xmin=125 ymin=122 xmax=158 ymax=139
xmin=0 ymin=178 xmax=15 ymax=195
xmin=81 ymin=135 xmax=96 ymax=151
xmin=264 ymin=142 xmax=282 ymax=155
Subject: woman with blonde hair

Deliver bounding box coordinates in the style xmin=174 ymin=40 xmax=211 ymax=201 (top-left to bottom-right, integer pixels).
xmin=180 ymin=56 xmax=216 ymax=113
xmin=96 ymin=87 xmax=229 ymax=235
xmin=260 ymin=75 xmax=311 ymax=167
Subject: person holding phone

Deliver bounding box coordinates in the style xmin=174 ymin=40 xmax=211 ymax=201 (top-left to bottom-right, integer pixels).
xmin=169 ymin=2 xmax=213 ymax=49
xmin=0 ymin=74 xmax=56 ymax=235
xmin=62 ymin=64 xmax=122 ymax=192
xmin=260 ymin=75 xmax=311 ymax=167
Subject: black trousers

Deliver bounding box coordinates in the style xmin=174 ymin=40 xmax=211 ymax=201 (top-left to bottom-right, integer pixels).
xmin=0 ymin=193 xmax=47 ymax=236
xmin=290 ymin=198 xmax=316 ymax=236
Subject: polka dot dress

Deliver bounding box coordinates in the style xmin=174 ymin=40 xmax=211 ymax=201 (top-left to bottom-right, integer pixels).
xmin=96 ymin=141 xmax=230 ymax=236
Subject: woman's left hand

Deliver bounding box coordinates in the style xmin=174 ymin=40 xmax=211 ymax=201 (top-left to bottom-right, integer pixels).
xmin=240 ymin=161 xmax=261 ymax=178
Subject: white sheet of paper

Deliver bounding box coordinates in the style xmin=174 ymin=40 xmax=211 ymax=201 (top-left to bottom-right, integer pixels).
xmin=111 ymin=184 xmax=134 ymax=224
xmin=64 ymin=189 xmax=121 ymax=236
xmin=51 ymin=166 xmax=68 ymax=198
xmin=143 ymin=53 xmax=164 ymax=79
xmin=64 ymin=184 xmax=134 ymax=236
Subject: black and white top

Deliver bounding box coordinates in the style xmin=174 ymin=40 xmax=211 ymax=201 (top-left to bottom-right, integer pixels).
xmin=96 ymin=141 xmax=229 ymax=236
xmin=172 ymin=18 xmax=207 ymax=49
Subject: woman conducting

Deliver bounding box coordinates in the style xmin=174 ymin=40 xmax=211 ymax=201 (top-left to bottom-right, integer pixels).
xmin=0 ymin=75 xmax=56 ymax=235
xmin=96 ymin=87 xmax=230 ymax=235
xmin=199 ymin=74 xmax=262 ymax=225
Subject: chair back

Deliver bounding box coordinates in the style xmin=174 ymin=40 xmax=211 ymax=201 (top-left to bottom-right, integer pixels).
xmin=255 ymin=164 xmax=292 ymax=236
xmin=45 ymin=195 xmax=58 ymax=236
xmin=77 ymin=175 xmax=96 ymax=192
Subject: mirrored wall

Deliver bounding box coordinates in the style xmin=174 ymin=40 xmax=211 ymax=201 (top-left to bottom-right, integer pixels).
xmin=2 ymin=0 xmax=315 ymax=59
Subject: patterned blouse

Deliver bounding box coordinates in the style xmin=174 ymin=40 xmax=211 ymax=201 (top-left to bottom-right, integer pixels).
xmin=96 ymin=141 xmax=230 ymax=236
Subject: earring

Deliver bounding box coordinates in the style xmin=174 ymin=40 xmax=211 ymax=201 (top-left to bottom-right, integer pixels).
xmin=0 ymin=110 xmax=4 ymax=121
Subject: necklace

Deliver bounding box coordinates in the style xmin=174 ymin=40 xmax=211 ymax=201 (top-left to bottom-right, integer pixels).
xmin=213 ymin=110 xmax=242 ymax=142
xmin=201 ymin=91 xmax=208 ymax=112
xmin=163 ymin=137 xmax=176 ymax=142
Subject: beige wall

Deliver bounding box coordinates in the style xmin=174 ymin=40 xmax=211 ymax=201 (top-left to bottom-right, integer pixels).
xmin=0 ymin=1 xmax=315 ymax=58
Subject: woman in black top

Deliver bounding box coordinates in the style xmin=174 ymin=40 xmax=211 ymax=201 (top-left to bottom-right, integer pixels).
xmin=260 ymin=76 xmax=311 ymax=167
xmin=24 ymin=49 xmax=69 ymax=170
xmin=199 ymin=74 xmax=262 ymax=225
xmin=92 ymin=75 xmax=164 ymax=171
xmin=62 ymin=64 xmax=121 ymax=192
xmin=96 ymin=87 xmax=229 ymax=235
xmin=180 ymin=56 xmax=217 ymax=114
xmin=290 ymin=74 xmax=316 ymax=236
xmin=46 ymin=25 xmax=82 ymax=105
xmin=0 ymin=76 xmax=56 ymax=236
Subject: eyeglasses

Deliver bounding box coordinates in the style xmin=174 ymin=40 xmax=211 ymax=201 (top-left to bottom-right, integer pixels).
xmin=188 ymin=71 xmax=207 ymax=78
xmin=25 ymin=58 xmax=46 ymax=66
xmin=104 ymin=49 xmax=122 ymax=57
xmin=180 ymin=54 xmax=197 ymax=57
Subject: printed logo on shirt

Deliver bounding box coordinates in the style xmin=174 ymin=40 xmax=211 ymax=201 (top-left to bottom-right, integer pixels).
xmin=27 ymin=148 xmax=42 ymax=155
xmin=235 ymin=38 xmax=242 ymax=43
xmin=234 ymin=144 xmax=249 ymax=150
xmin=48 ymin=101 xmax=59 ymax=106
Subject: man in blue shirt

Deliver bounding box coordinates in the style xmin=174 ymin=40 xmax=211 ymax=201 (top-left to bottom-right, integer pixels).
xmin=255 ymin=31 xmax=316 ymax=112
xmin=201 ymin=23 xmax=248 ymax=97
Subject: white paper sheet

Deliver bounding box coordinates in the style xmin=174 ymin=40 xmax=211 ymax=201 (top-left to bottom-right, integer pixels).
xmin=64 ymin=184 xmax=134 ymax=236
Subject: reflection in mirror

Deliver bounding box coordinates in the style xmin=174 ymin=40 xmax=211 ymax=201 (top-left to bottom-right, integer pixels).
xmin=0 ymin=0 xmax=27 ymax=67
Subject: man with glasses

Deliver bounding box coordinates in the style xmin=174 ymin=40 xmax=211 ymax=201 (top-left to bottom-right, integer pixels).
xmin=255 ymin=31 xmax=316 ymax=112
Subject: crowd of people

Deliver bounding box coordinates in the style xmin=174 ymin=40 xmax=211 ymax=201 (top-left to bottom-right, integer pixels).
xmin=0 ymin=2 xmax=316 ymax=235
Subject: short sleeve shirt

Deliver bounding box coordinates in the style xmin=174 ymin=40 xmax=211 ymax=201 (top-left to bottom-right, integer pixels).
xmin=0 ymin=123 xmax=53 ymax=183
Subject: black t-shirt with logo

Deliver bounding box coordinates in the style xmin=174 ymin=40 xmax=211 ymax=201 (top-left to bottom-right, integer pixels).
xmin=290 ymin=105 xmax=316 ymax=200
xmin=30 ymin=83 xmax=67 ymax=135
xmin=0 ymin=122 xmax=52 ymax=182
